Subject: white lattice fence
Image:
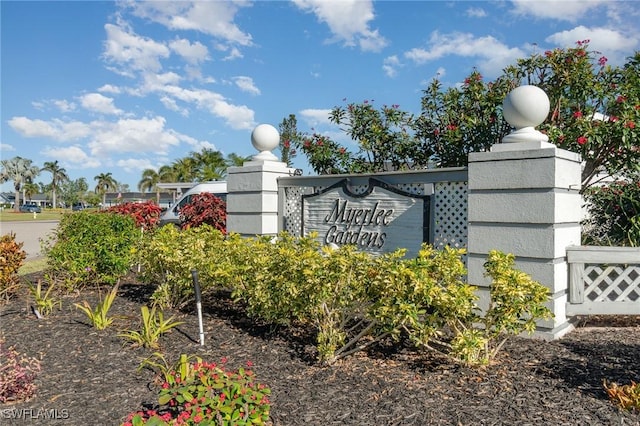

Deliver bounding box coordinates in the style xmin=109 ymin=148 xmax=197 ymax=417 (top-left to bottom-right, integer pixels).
xmin=566 ymin=246 xmax=640 ymax=315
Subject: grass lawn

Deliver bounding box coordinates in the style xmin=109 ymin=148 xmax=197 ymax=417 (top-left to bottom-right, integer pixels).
xmin=18 ymin=257 xmax=48 ymax=275
xmin=0 ymin=210 xmax=66 ymax=222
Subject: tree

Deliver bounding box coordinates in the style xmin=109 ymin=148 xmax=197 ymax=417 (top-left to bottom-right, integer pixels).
xmin=292 ymin=42 xmax=639 ymax=189
xmin=41 ymin=160 xmax=69 ymax=209
xmin=0 ymin=156 xmax=40 ymax=211
xmin=225 ymin=153 xmax=252 ymax=168
xmin=94 ymin=172 xmax=118 ymax=206
xmin=139 ymin=168 xmax=161 ymax=204
xmin=171 ymin=157 xmax=197 ymax=182
xmin=278 ymin=114 xmax=302 ymax=167
xmin=22 ymin=181 xmax=39 ymax=202
xmin=60 ymin=178 xmax=89 ymax=207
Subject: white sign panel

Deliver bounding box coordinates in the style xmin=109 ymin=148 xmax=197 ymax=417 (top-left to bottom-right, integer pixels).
xmin=302 ymin=179 xmax=430 ymax=256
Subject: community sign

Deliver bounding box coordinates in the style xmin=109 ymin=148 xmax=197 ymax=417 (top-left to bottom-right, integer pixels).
xmin=302 ymin=179 xmax=430 ymax=256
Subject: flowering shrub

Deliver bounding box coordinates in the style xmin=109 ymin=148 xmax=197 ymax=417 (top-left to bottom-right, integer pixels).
xmin=582 ymin=179 xmax=640 ymax=246
xmin=43 ymin=212 xmax=137 ymax=291
xmin=179 ymin=193 xmax=226 ymax=232
xmin=122 ymin=357 xmax=271 ymax=426
xmin=0 ymin=232 xmax=26 ymax=302
xmin=291 ymin=43 xmax=639 ymax=189
xmin=0 ymin=340 xmax=41 ymax=403
xmin=105 ymin=201 xmax=163 ymax=230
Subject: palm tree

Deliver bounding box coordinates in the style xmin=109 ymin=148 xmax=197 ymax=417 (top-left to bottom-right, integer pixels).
xmin=138 ymin=168 xmax=161 ymax=204
xmin=94 ymin=172 xmax=118 ymax=206
xmin=41 ymin=160 xmax=69 ymax=209
xmin=0 ymin=156 xmax=40 ymax=211
xmin=226 ymin=153 xmax=252 ymax=168
xmin=22 ymin=181 xmax=39 ymax=202
xmin=171 ymin=157 xmax=197 ymax=182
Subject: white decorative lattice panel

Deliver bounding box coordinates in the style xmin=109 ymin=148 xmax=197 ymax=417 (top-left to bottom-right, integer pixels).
xmin=433 ymin=181 xmax=468 ymax=250
xmin=584 ymin=264 xmax=640 ymax=302
xmin=283 ymin=186 xmax=305 ymax=235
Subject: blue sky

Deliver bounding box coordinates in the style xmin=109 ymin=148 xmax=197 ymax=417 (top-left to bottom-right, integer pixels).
xmin=2 ymin=0 xmax=639 ymax=192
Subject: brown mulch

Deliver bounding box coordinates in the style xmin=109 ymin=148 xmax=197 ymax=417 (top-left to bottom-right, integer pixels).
xmin=1 ymin=272 xmax=639 ymax=426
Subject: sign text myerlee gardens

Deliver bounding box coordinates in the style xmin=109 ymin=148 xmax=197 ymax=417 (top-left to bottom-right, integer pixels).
xmin=302 ymin=179 xmax=430 ymax=256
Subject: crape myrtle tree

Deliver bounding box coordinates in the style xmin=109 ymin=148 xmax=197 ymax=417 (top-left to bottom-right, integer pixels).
xmin=290 ymin=42 xmax=639 ymax=191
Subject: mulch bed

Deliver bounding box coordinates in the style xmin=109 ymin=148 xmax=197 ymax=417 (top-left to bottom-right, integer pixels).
xmin=1 ymin=272 xmax=639 ymax=426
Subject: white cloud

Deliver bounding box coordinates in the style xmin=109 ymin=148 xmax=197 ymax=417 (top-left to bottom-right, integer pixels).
xmin=98 ymin=84 xmax=121 ymax=94
xmin=41 ymin=145 xmax=100 ymax=168
xmin=545 ymin=26 xmax=638 ymax=64
xmin=8 ymin=117 xmax=91 ymax=141
xmin=53 ymin=99 xmax=76 ymax=113
xmin=293 ymin=0 xmax=387 ymax=52
xmin=299 ymin=108 xmax=331 ymax=127
xmin=169 ymin=38 xmax=209 ymax=64
xmin=511 ymin=0 xmax=608 ymax=22
xmin=159 ymin=85 xmax=255 ymax=130
xmin=383 ymin=55 xmax=402 ymax=78
xmin=466 ymin=7 xmax=487 ymax=18
xmin=1 ymin=143 xmax=15 ymax=152
xmin=79 ymin=93 xmax=123 ymax=115
xmin=103 ymin=22 xmax=170 ymax=75
xmin=404 ymin=31 xmax=525 ymax=78
xmin=232 ymin=76 xmax=260 ymax=95
xmin=87 ymin=116 xmax=181 ymax=157
xmin=116 ymin=158 xmax=155 ymax=173
xmin=125 ymin=1 xmax=253 ymax=46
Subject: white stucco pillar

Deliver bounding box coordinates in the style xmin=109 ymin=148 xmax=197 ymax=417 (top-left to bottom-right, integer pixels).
xmin=226 ymin=124 xmax=295 ymax=237
xmin=467 ymin=86 xmax=582 ymax=339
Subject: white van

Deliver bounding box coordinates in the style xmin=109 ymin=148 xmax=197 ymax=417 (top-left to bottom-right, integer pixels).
xmin=159 ymin=182 xmax=227 ymax=226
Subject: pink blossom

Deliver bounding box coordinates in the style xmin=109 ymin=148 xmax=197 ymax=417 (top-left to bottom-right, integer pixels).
xmin=577 ymin=136 xmax=588 ymax=145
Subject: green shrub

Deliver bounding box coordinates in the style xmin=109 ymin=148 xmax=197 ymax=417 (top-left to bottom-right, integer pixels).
xmin=139 ymin=224 xmax=229 ymax=308
xmin=583 ymin=178 xmax=640 ymax=246
xmin=0 ymin=232 xmax=26 ymax=302
xmin=140 ymin=228 xmax=551 ymax=366
xmin=43 ymin=211 xmax=138 ymax=291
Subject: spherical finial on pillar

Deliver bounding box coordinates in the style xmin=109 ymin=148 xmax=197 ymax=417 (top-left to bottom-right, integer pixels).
xmin=251 ymin=124 xmax=280 ymax=161
xmin=501 ymin=85 xmax=550 ymax=144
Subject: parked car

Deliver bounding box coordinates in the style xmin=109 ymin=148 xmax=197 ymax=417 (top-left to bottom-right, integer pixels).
xmin=72 ymin=203 xmax=87 ymax=211
xmin=20 ymin=203 xmax=42 ymax=213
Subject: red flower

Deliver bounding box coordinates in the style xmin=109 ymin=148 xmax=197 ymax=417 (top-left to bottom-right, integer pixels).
xmin=609 ymin=116 xmax=619 ymax=123
xmin=626 ymin=121 xmax=636 ymax=129
xmin=283 ymin=140 xmax=290 ymax=149
xmin=577 ymin=136 xmax=588 ymax=145
xmin=161 ymin=382 xmax=169 ymax=389
xmin=193 ymin=414 xmax=203 ymax=423
xmin=246 ymin=360 xmax=254 ymax=367
xmin=598 ymin=56 xmax=608 ymax=66
xmin=616 ymin=95 xmax=627 ymax=103
xmin=446 ymin=124 xmax=458 ymax=131
xmin=573 ymin=111 xmax=583 ymax=118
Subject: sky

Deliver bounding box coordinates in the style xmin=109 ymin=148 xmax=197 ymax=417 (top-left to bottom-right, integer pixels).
xmin=2 ymin=0 xmax=639 ymax=193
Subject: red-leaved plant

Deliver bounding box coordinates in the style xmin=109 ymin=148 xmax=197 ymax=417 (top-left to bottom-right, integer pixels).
xmin=0 ymin=340 xmax=41 ymax=403
xmin=179 ymin=193 xmax=226 ymax=232
xmin=105 ymin=201 xmax=163 ymax=230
